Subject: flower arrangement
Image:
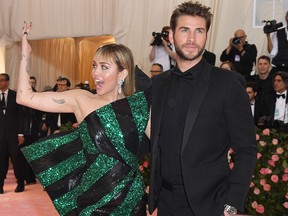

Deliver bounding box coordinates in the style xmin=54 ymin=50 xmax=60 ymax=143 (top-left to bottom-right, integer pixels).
xmin=230 ymin=128 xmax=288 ymax=215
xmin=139 ymin=153 xmax=151 ymax=188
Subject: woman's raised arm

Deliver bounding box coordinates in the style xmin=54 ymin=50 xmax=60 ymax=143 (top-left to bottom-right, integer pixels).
xmin=17 ymin=22 xmax=76 ymax=114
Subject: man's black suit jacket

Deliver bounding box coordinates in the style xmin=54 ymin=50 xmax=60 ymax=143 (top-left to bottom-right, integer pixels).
xmin=148 ymin=60 xmax=257 ymax=215
xmin=0 ymin=89 xmax=24 ymax=141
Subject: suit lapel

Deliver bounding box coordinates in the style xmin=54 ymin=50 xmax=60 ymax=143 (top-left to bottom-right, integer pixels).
xmin=181 ymin=62 xmax=212 ymax=153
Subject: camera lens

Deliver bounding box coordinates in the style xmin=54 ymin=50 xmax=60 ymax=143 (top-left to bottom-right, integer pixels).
xmin=232 ymin=37 xmax=241 ymax=45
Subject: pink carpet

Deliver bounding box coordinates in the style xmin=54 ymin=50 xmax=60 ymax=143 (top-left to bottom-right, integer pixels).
xmin=0 ymin=169 xmax=157 ymax=216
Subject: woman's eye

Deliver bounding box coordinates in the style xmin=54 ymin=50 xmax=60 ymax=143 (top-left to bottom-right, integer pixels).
xmin=101 ymin=65 xmax=108 ymax=70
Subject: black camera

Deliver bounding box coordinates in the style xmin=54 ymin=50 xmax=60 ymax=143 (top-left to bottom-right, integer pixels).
xmin=232 ymin=37 xmax=241 ymax=45
xmin=150 ymin=31 xmax=169 ymax=46
xmin=262 ymin=20 xmax=283 ymax=34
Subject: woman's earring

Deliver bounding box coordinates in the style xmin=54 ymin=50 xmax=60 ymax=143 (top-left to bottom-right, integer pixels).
xmin=117 ymin=79 xmax=124 ymax=94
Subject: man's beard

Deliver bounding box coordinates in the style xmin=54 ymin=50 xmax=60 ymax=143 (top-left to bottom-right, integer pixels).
xmin=174 ymin=41 xmax=204 ymax=61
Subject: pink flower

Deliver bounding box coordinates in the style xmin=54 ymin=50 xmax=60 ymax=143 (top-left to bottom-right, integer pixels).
xmin=252 ymin=201 xmax=258 ymax=209
xmin=139 ymin=165 xmax=144 ymax=172
xmin=272 ymin=138 xmax=279 ymax=145
xmin=271 ymin=175 xmax=279 ymax=183
xmin=256 ymin=204 xmax=265 ymax=213
xmin=229 ymin=148 xmax=234 ymax=154
xmin=260 ymin=179 xmax=266 ymax=185
xmin=72 ymin=123 xmax=78 ymax=128
xmin=262 ymin=128 xmax=270 ymax=136
xmin=276 ymin=147 xmax=284 ymax=154
xmin=271 ymin=154 xmax=279 ymax=162
xmin=284 ymin=202 xmax=288 ymax=209
xmin=257 ymin=152 xmax=262 ymax=159
xmin=266 ymin=168 xmax=272 ymax=174
xmin=259 ymin=140 xmax=266 ymax=146
xmin=143 ymin=161 xmax=149 ymax=168
xmin=282 ymin=174 xmax=288 ymax=182
xmin=250 ymin=182 xmax=255 ymax=187
xmin=256 ymin=134 xmax=260 ymax=140
xmin=263 ymin=184 xmax=271 ymax=191
xmin=285 ymin=168 xmax=288 ymax=174
xmin=254 ymin=187 xmax=260 ymax=195
xmin=268 ymin=159 xmax=276 ymax=167
xmin=229 ymin=162 xmax=234 ymax=170
xmin=285 ymin=193 xmax=288 ymax=199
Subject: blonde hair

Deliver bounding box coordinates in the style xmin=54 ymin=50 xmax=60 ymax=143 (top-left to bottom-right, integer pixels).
xmin=95 ymin=43 xmax=135 ymax=96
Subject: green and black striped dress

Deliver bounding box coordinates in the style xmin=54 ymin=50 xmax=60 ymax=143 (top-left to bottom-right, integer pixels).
xmin=21 ymin=91 xmax=150 ymax=216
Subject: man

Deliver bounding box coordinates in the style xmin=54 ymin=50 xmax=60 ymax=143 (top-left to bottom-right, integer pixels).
xmin=29 ymin=76 xmax=37 ymax=91
xmin=149 ymin=26 xmax=177 ymax=71
xmin=148 ymin=2 xmax=257 ymax=216
xmin=246 ymin=82 xmax=263 ymax=127
xmin=0 ymin=73 xmax=25 ymax=193
xmin=150 ymin=63 xmax=163 ymax=77
xmin=250 ymin=55 xmax=274 ymax=102
xmin=220 ymin=29 xmax=257 ymax=81
xmin=266 ymin=11 xmax=288 ymax=74
xmin=46 ymin=77 xmax=77 ymax=134
xmin=261 ymin=71 xmax=288 ymax=132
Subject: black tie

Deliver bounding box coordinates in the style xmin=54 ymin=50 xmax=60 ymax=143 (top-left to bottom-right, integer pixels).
xmin=1 ymin=92 xmax=6 ymax=111
xmin=276 ymin=94 xmax=285 ymax=99
xmin=171 ymin=69 xmax=194 ymax=80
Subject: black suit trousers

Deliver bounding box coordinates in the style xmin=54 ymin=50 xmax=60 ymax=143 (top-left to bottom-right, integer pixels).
xmin=0 ymin=136 xmax=25 ymax=185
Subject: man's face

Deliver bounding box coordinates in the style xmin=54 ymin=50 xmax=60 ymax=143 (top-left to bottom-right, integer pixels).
xmin=0 ymin=75 xmax=9 ymax=91
xmin=170 ymin=15 xmax=207 ymax=62
xmin=57 ymin=80 xmax=69 ymax=92
xmin=257 ymin=59 xmax=271 ymax=75
xmin=246 ymin=87 xmax=256 ymax=102
xmin=234 ymin=30 xmax=246 ymax=46
xmin=274 ymin=75 xmax=286 ymax=93
xmin=29 ymin=78 xmax=36 ymax=89
xmin=150 ymin=65 xmax=163 ymax=77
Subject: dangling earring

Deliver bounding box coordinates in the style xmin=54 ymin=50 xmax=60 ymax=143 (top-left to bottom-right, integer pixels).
xmin=117 ymin=78 xmax=124 ymax=94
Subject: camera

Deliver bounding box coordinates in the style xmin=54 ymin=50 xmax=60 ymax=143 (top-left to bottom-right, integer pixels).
xmin=262 ymin=20 xmax=283 ymax=34
xmin=150 ymin=31 xmax=169 ymax=46
xmin=232 ymin=37 xmax=241 ymax=45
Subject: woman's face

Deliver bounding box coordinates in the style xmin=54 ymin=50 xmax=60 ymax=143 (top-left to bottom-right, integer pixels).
xmin=92 ymin=56 xmax=122 ymax=96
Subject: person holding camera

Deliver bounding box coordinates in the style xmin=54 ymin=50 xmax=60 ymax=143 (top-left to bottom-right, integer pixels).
xmin=266 ymin=11 xmax=288 ymax=74
xmin=220 ymin=29 xmax=257 ymax=81
xmin=149 ymin=26 xmax=177 ymax=71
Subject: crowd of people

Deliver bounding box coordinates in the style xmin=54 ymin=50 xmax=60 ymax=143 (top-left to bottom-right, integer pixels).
xmin=0 ymin=1 xmax=287 ymax=216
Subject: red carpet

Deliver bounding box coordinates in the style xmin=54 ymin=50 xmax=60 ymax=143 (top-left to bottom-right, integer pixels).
xmin=0 ymin=169 xmax=157 ymax=216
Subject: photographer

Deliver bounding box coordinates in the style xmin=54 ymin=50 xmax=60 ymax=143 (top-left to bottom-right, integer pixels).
xmin=149 ymin=26 xmax=177 ymax=71
xmin=220 ymin=29 xmax=257 ymax=81
xmin=266 ymin=11 xmax=288 ymax=74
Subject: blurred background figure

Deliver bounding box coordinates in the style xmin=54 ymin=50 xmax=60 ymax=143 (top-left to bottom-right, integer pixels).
xmin=150 ymin=63 xmax=163 ymax=77
xmin=149 ymin=26 xmax=177 ymax=71
xmin=220 ymin=61 xmax=236 ymax=71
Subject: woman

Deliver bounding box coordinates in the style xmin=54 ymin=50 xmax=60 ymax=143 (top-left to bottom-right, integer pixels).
xmin=18 ymin=22 xmax=150 ymax=216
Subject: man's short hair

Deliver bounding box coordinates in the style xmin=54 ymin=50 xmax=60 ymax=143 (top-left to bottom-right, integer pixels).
xmin=246 ymin=81 xmax=257 ymax=92
xmin=57 ymin=76 xmax=71 ymax=87
xmin=170 ymin=1 xmax=212 ymax=32
xmin=258 ymin=55 xmax=270 ymax=63
xmin=0 ymin=73 xmax=9 ymax=81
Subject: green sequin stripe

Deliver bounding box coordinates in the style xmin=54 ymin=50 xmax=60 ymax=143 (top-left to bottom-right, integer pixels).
xmin=111 ymin=173 xmax=145 ymax=215
xmin=53 ymin=154 xmax=118 ymax=216
xmin=96 ymin=105 xmax=139 ymax=169
xmin=79 ymin=169 xmax=136 ymax=216
xmin=78 ymin=120 xmax=99 ymax=154
xmin=127 ymin=92 xmax=149 ymax=143
xmin=21 ymin=129 xmax=80 ymax=162
xmin=38 ymin=150 xmax=86 ymax=187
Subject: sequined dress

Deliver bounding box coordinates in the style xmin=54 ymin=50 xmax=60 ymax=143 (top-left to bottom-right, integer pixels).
xmin=21 ymin=92 xmax=150 ymax=216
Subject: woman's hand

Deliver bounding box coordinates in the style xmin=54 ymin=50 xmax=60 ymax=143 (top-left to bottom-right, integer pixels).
xmin=21 ymin=21 xmax=32 ymax=59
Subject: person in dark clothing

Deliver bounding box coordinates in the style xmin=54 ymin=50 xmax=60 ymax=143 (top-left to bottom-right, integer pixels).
xmin=266 ymin=11 xmax=288 ymax=74
xmin=220 ymin=29 xmax=257 ymax=81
